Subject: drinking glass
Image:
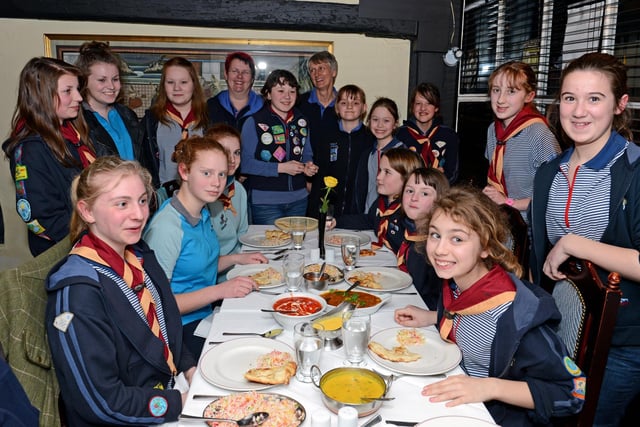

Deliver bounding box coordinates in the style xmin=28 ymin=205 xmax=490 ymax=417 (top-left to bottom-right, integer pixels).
xmin=290 ymin=217 xmax=307 ymax=250
xmin=342 ymin=312 xmax=370 ymax=366
xmin=341 ymin=236 xmax=360 ymax=271
xmin=282 ymin=252 xmax=305 ymax=292
xmin=294 ymin=321 xmax=323 ymax=382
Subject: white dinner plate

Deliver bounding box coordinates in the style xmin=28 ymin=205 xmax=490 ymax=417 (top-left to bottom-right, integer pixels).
xmin=200 ymin=337 xmax=295 ymax=391
xmin=274 ymin=216 xmax=318 ymax=232
xmin=324 ymin=230 xmax=371 ymax=247
xmin=226 ymin=264 xmax=284 ymax=289
xmin=368 ymin=327 xmax=462 ymax=375
xmin=318 ymin=289 xmax=391 ymax=315
xmin=417 ymin=416 xmax=498 ymax=426
xmin=239 ymin=230 xmax=292 ymax=249
xmin=344 ymin=267 xmax=412 ymax=292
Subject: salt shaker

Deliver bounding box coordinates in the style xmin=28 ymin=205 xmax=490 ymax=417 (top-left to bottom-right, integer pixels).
xmin=311 ymin=409 xmax=331 ymax=427
xmin=337 ymin=406 xmax=358 ymax=427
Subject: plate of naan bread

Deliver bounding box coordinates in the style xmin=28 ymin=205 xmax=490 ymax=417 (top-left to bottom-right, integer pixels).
xmin=227 ymin=265 xmax=284 ymax=289
xmin=367 ymin=327 xmax=462 ymax=375
xmin=239 ymin=229 xmax=292 ymax=249
xmin=200 ymin=338 xmax=297 ymax=390
xmin=344 ymin=267 xmax=412 ymax=292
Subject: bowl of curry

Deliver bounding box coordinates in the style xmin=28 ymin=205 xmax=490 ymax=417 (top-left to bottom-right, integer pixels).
xmin=270 ymin=292 xmax=327 ymax=329
xmin=311 ymin=366 xmax=391 ymax=417
xmin=319 ymin=289 xmax=389 ymax=316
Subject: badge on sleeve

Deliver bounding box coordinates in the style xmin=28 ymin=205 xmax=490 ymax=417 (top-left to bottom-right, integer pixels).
xmin=53 ymin=312 xmax=74 ymax=333
xmin=26 ymin=219 xmax=46 ymax=235
xmin=563 ymin=356 xmax=582 ymax=376
xmin=15 ymin=165 xmax=28 ymax=181
xmin=148 ymin=396 xmax=168 ymax=417
xmin=17 ymin=199 xmax=31 ymax=222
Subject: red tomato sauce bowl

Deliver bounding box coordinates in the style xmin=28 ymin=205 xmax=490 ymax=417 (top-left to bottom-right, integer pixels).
xmin=270 ymin=292 xmax=327 ymax=329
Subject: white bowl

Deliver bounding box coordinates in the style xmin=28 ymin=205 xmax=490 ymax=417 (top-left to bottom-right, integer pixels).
xmin=270 ymin=292 xmax=327 ymax=329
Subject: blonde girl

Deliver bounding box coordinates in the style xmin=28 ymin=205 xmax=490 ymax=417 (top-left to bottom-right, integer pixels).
xmin=395 ymin=187 xmax=584 ymax=426
xmin=46 ymin=156 xmax=196 ymax=424
xmin=143 ymin=135 xmax=266 ymax=357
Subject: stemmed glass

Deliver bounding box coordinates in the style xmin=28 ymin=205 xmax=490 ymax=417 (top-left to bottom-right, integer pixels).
xmin=290 ymin=217 xmax=307 ymax=250
xmin=341 ymin=236 xmax=360 ymax=271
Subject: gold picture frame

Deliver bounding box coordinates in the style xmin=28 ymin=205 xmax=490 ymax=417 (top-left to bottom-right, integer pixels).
xmin=44 ymin=34 xmax=333 ymax=117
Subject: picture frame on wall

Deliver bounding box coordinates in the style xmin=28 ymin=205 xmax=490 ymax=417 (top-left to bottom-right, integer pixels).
xmin=45 ymin=34 xmax=332 ymax=117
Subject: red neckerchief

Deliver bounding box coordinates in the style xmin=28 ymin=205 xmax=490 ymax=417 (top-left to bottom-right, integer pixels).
xmin=487 ymin=105 xmax=547 ymax=196
xmin=61 ymin=121 xmax=95 ymax=168
xmin=397 ymin=228 xmax=426 ymax=272
xmin=439 ymin=265 xmax=516 ymax=343
xmin=406 ymin=125 xmax=440 ymax=168
xmin=217 ymin=181 xmax=237 ymax=215
xmin=70 ymin=233 xmax=177 ymax=374
xmin=166 ymin=103 xmax=196 ymax=140
xmin=372 ymin=196 xmax=401 ymax=250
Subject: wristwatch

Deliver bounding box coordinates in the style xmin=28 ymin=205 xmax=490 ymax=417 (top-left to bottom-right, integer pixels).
xmin=505 ymin=198 xmax=515 ymax=206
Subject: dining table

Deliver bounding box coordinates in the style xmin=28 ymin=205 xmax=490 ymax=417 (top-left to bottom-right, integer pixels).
xmin=169 ymin=224 xmax=498 ymax=426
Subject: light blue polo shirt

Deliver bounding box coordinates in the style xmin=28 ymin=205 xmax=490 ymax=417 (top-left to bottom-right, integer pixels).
xmin=143 ymin=196 xmax=220 ymax=325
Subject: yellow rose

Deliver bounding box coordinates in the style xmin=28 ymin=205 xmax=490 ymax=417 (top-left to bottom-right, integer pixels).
xmin=323 ymin=176 xmax=338 ymax=189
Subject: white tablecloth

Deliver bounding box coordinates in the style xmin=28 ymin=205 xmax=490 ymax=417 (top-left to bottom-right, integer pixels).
xmin=169 ymin=225 xmax=497 ymax=426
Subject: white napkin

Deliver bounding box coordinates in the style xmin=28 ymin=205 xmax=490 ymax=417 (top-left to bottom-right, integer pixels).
xmin=207 ymin=311 xmax=281 ymax=342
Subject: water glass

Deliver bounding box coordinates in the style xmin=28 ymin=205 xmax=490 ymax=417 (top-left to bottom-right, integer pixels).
xmin=341 ymin=236 xmax=360 ymax=271
xmin=342 ymin=312 xmax=370 ymax=366
xmin=294 ymin=322 xmax=323 ymax=382
xmin=290 ymin=217 xmax=307 ymax=250
xmin=282 ymin=252 xmax=305 ymax=292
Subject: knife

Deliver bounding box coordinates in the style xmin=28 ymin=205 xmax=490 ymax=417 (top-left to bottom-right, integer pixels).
xmin=361 ymin=414 xmax=382 ymax=427
xmin=386 ymin=421 xmax=419 ymax=426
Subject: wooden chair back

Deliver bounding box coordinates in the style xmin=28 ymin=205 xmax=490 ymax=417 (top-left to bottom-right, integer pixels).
xmin=499 ymin=204 xmax=529 ymax=277
xmin=552 ymin=258 xmax=621 ymax=426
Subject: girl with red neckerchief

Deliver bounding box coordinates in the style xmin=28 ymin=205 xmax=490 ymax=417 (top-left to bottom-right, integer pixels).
xmin=141 ymin=57 xmax=208 ymax=190
xmin=337 ymin=147 xmax=423 ymax=254
xmin=2 ymin=57 xmax=95 ymax=256
xmin=46 ymin=156 xmax=196 ymax=425
xmin=395 ymin=187 xmax=585 ymax=426
xmin=482 ymin=61 xmax=560 ymax=223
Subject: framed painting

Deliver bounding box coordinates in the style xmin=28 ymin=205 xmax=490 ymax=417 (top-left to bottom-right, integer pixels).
xmin=44 ymin=34 xmax=332 ymax=117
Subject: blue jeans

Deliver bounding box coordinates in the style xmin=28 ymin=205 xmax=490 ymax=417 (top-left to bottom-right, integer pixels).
xmin=593 ymin=346 xmax=640 ymax=426
xmin=251 ymin=198 xmax=308 ymax=225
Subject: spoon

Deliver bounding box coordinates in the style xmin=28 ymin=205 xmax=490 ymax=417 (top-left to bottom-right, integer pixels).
xmin=260 ymin=308 xmax=298 ymax=314
xmin=361 ymin=396 xmax=396 ymax=402
xmin=179 ymin=411 xmax=269 ymax=425
xmin=318 ymin=261 xmax=327 ymax=278
xmin=222 ymin=328 xmax=283 ymax=338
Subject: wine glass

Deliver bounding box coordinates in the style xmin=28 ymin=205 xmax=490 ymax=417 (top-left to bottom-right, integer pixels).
xmin=341 ymin=236 xmax=360 ymax=271
xmin=290 ymin=217 xmax=307 ymax=250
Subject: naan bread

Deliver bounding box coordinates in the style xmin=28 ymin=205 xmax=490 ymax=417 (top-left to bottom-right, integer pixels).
xmin=368 ymin=341 xmax=421 ymax=363
xmin=359 ymin=248 xmax=376 ymax=257
xmin=397 ymin=328 xmax=425 ymax=346
xmin=244 ymin=350 xmax=297 ymax=385
xmin=250 ymin=267 xmax=282 ymax=286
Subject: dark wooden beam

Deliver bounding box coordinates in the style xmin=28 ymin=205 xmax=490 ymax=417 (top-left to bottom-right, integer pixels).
xmin=0 ymin=0 xmax=418 ymax=39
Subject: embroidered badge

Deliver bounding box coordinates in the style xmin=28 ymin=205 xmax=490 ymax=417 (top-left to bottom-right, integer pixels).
xmin=153 ymin=382 xmax=165 ymax=390
xmin=16 ymin=199 xmax=31 ymax=221
xmin=271 ymin=125 xmax=284 ymax=134
xmin=15 ymin=180 xmax=26 ymax=197
xmin=148 ymin=396 xmax=168 ymax=417
xmin=15 ymin=165 xmax=28 ymax=181
xmin=258 ymin=123 xmax=270 ymax=132
xmin=274 ymin=134 xmax=285 ymax=144
xmin=293 ymin=145 xmax=302 ymax=156
xmin=300 ymin=128 xmax=308 ymax=137
xmin=435 ymin=140 xmax=447 ymax=148
xmin=298 ymin=118 xmax=307 ymax=127
xmin=53 ymin=312 xmax=74 ymax=332
xmin=273 ymin=147 xmax=287 ymax=162
xmin=260 ymin=150 xmax=272 ymax=162
xmin=260 ymin=132 xmax=274 ymax=145
xmin=26 ymin=219 xmax=46 ymax=235
xmin=572 ymin=376 xmax=586 ymax=400
xmin=563 ymin=356 xmax=582 ymax=376
xmin=432 ymin=149 xmax=440 ymax=158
